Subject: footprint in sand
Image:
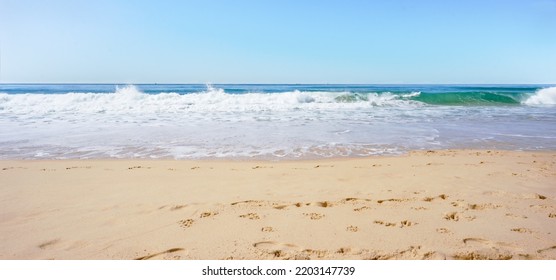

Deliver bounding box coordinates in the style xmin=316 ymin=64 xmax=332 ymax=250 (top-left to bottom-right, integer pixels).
xmin=301 ymin=249 xmax=329 ymax=258
xmin=342 ymin=197 xmax=372 ymax=203
xmin=443 ymin=212 xmax=475 ymax=221
xmin=178 ymin=219 xmax=194 ymax=228
xmin=452 ymin=251 xmax=513 ymax=260
xmin=436 ymin=228 xmax=450 ymax=234
xmin=252 ymin=165 xmax=273 ymax=170
xmin=313 ymin=164 xmax=334 ymax=168
xmin=311 ymin=201 xmax=333 ymax=208
xmin=339 ymin=197 xmax=372 ymax=208
xmin=467 ymin=203 xmax=501 ymax=210
xmin=423 ymin=194 xmax=448 ymax=202
xmin=239 ymin=213 xmax=261 ymax=220
xmin=463 ymin=238 xmax=516 ymax=249
xmin=135 ymin=248 xmax=185 ymax=260
xmin=254 ymin=241 xmax=298 ymax=249
xmin=230 ymin=200 xmax=265 ymax=206
xmin=374 ymin=220 xmax=397 ymax=227
xmin=505 ymin=213 xmax=528 ymax=219
xmin=443 ymin=212 xmax=459 ymax=221
xmin=537 ymin=245 xmax=556 ymax=255
xmin=38 ymin=239 xmax=60 ymax=249
xmin=65 ymin=166 xmax=92 ymax=170
xmin=511 ymin=228 xmax=532 ymax=234
xmin=200 ymin=211 xmax=218 ymax=218
xmin=253 ymin=241 xmax=329 ymax=259
xmin=455 ymin=238 xmax=518 ymax=260
xmin=451 ymin=202 xmax=459 ymax=207
xmin=353 ymin=206 xmax=372 ymax=212
xmin=261 ymin=226 xmax=274 ymax=232
xmin=2 ymin=166 xmax=27 ymax=171
xmin=336 ymin=247 xmax=352 ymax=254
xmin=303 ymin=213 xmax=324 ymax=220
xmin=346 ymin=225 xmax=359 ymax=232
xmin=170 ymin=205 xmax=187 ymax=211
xmin=128 ymin=166 xmax=151 ymax=170
xmin=529 ymin=204 xmax=553 ymax=210
xmin=365 ymin=245 xmax=439 ymax=260
xmin=377 ymin=198 xmax=408 ymax=204
xmin=400 ymin=220 xmax=416 ymax=228
xmin=253 ymin=241 xmax=299 ymax=258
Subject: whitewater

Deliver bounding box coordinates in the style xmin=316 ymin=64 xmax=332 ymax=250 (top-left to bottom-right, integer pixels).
xmin=1 ymin=84 xmax=555 ymax=159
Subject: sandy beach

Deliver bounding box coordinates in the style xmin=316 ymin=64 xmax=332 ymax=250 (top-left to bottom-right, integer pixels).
xmin=1 ymin=150 xmax=555 ymax=260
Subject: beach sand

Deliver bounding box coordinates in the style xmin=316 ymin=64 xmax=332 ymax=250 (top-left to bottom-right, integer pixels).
xmin=1 ymin=150 xmax=555 ymax=260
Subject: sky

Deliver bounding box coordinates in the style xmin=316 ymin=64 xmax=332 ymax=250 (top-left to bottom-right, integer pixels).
xmin=0 ymin=0 xmax=555 ymax=84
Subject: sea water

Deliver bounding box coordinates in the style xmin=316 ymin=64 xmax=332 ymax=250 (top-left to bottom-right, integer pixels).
xmin=1 ymin=84 xmax=555 ymax=159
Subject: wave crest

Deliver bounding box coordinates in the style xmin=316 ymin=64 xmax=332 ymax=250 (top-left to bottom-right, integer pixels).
xmin=9 ymin=84 xmax=547 ymax=115
xmin=115 ymin=84 xmax=143 ymax=96
xmin=524 ymin=87 xmax=556 ymax=105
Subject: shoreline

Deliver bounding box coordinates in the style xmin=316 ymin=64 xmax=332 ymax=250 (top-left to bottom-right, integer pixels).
xmin=3 ymin=148 xmax=556 ymax=162
xmin=1 ymin=149 xmax=555 ymax=260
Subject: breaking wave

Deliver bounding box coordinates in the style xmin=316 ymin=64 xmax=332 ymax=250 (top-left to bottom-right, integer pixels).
xmin=1 ymin=85 xmax=555 ymax=115
xmin=523 ymin=86 xmax=556 ymax=105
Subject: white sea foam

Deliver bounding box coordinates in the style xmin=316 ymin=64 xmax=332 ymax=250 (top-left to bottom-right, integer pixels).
xmin=524 ymin=86 xmax=556 ymax=105
xmin=0 ymin=85 xmax=424 ymax=115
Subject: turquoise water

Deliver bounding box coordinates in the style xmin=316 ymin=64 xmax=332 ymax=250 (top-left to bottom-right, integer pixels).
xmin=0 ymin=84 xmax=555 ymax=159
xmin=0 ymin=84 xmax=549 ymax=105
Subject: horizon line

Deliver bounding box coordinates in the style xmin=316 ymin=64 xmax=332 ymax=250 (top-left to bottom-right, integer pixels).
xmin=1 ymin=82 xmax=555 ymax=86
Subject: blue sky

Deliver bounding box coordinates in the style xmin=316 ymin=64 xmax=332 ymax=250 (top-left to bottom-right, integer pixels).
xmin=0 ymin=0 xmax=555 ymax=83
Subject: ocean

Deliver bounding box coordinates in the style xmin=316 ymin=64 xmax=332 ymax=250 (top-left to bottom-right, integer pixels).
xmin=1 ymin=84 xmax=555 ymax=160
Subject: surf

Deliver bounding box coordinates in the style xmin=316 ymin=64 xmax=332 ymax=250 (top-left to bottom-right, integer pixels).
xmin=1 ymin=84 xmax=555 ymax=160
xmin=523 ymin=86 xmax=556 ymax=105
